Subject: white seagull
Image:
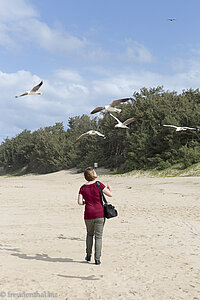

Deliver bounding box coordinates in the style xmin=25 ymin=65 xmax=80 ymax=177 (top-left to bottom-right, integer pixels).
xmin=109 ymin=113 xmax=143 ymax=129
xmin=161 ymin=124 xmax=198 ymax=131
xmin=15 ymin=81 xmax=43 ymax=98
xmin=75 ymin=130 xmax=105 ymax=143
xmin=90 ymin=97 xmax=132 ymax=114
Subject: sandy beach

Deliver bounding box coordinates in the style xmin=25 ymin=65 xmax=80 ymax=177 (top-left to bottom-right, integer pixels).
xmin=0 ymin=169 xmax=199 ymax=300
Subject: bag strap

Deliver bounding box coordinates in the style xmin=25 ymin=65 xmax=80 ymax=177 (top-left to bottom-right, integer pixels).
xmin=96 ymin=181 xmax=108 ymax=204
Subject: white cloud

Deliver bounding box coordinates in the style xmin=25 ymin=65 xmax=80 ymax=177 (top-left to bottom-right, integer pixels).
xmin=43 ymin=76 xmax=89 ymax=101
xmin=20 ymin=19 xmax=87 ymax=53
xmin=0 ymin=0 xmax=87 ymax=53
xmin=170 ymin=58 xmax=187 ymax=73
xmin=124 ymin=40 xmax=154 ymax=63
xmin=86 ymin=47 xmax=110 ymax=62
xmin=54 ymin=69 xmax=83 ymax=82
xmin=0 ymin=0 xmax=38 ymax=21
xmin=89 ymin=65 xmax=200 ymax=106
xmin=0 ymin=23 xmax=16 ymax=48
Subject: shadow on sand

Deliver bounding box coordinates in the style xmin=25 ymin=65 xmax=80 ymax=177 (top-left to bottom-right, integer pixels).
xmin=11 ymin=253 xmax=87 ymax=264
xmin=57 ymin=274 xmax=100 ymax=281
xmin=1 ymin=243 xmax=88 ymax=264
xmin=57 ymin=235 xmax=84 ymax=241
xmin=0 ymin=247 xmax=21 ymax=252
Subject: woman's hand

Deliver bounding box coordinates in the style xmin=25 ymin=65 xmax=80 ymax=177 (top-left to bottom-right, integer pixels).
xmin=78 ymin=194 xmax=85 ymax=205
xmin=107 ymin=185 xmax=112 ymax=192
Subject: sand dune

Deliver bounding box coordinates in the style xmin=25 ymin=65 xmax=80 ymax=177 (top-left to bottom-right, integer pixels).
xmin=0 ymin=170 xmax=199 ymax=299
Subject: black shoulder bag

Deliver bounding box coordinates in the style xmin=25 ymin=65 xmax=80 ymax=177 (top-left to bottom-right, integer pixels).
xmin=96 ymin=181 xmax=118 ymax=219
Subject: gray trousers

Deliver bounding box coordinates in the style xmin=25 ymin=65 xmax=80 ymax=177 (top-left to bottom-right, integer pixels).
xmin=84 ymin=218 xmax=105 ymax=260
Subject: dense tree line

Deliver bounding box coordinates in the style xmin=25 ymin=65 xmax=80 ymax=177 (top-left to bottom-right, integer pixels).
xmin=0 ymin=86 xmax=200 ymax=174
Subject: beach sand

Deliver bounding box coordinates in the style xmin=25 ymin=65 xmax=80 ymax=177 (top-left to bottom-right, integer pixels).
xmin=0 ymin=169 xmax=199 ymax=300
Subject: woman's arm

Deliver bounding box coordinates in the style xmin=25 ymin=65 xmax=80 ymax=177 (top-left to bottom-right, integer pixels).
xmin=103 ymin=185 xmax=112 ymax=197
xmin=78 ymin=193 xmax=85 ymax=205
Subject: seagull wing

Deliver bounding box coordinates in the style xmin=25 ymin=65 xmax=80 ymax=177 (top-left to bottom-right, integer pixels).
xmin=94 ymin=130 xmax=105 ymax=138
xmin=162 ymin=124 xmax=177 ymax=129
xmin=15 ymin=92 xmax=28 ymax=98
xmin=182 ymin=126 xmax=197 ymax=130
xmin=90 ymin=106 xmax=104 ymax=114
xmin=109 ymin=113 xmax=121 ymax=124
xmin=123 ymin=116 xmax=143 ymax=126
xmin=74 ymin=132 xmax=90 ymax=143
xmin=110 ymin=98 xmax=132 ymax=107
xmin=31 ymin=81 xmax=43 ymax=92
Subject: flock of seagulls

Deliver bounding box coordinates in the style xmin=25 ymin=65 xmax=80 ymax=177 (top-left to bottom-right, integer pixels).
xmin=15 ymin=80 xmax=199 ymax=144
xmin=75 ymin=97 xmax=143 ymax=143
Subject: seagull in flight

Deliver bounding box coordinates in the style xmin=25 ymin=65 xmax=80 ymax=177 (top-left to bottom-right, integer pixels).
xmin=109 ymin=113 xmax=143 ymax=129
xmin=90 ymin=97 xmax=132 ymax=114
xmin=168 ymin=18 xmax=176 ymax=21
xmin=15 ymin=81 xmax=43 ymax=98
xmin=161 ymin=124 xmax=198 ymax=131
xmin=74 ymin=130 xmax=105 ymax=143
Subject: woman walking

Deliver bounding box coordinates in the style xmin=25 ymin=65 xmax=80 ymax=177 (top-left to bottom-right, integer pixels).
xmin=78 ymin=167 xmax=112 ymax=265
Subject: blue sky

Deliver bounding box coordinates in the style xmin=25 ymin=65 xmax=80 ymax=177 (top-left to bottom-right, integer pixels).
xmin=1 ymin=0 xmax=200 ymax=142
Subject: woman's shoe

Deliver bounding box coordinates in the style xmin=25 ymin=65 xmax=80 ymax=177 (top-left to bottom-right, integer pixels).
xmin=95 ymin=259 xmax=101 ymax=265
xmin=85 ymin=254 xmax=91 ymax=262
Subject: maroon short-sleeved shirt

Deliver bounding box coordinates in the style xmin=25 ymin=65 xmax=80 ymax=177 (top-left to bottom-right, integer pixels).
xmin=79 ymin=181 xmax=105 ymax=219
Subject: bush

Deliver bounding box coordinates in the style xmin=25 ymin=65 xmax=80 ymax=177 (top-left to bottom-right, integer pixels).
xmin=179 ymin=145 xmax=200 ymax=168
xmin=157 ymin=160 xmax=171 ymax=170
